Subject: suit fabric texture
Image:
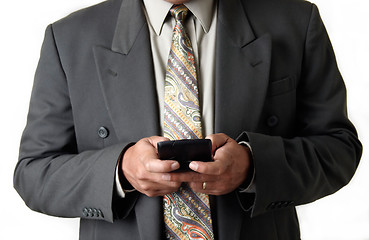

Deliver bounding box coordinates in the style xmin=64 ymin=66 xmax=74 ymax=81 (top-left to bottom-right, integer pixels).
xmin=14 ymin=0 xmax=362 ymax=239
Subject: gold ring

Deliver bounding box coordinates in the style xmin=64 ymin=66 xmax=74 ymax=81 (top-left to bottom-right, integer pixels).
xmin=202 ymin=182 xmax=207 ymax=190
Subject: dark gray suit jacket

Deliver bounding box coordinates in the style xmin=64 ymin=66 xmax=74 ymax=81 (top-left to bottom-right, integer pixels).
xmin=14 ymin=0 xmax=362 ymax=239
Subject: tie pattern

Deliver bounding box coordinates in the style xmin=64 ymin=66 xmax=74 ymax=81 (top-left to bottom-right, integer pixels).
xmin=163 ymin=5 xmax=214 ymax=240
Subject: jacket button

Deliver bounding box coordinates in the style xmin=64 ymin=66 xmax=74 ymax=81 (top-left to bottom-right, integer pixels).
xmin=98 ymin=209 xmax=104 ymax=218
xmin=267 ymin=115 xmax=279 ymax=127
xmin=98 ymin=127 xmax=109 ymax=139
xmin=82 ymin=208 xmax=89 ymax=217
xmin=268 ymin=202 xmax=277 ymax=210
xmin=93 ymin=208 xmax=99 ymax=217
xmin=275 ymin=202 xmax=282 ymax=208
xmin=88 ymin=208 xmax=93 ymax=217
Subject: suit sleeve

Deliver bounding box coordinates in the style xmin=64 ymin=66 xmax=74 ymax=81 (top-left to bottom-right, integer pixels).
xmin=13 ymin=25 xmax=137 ymax=223
xmin=237 ymin=4 xmax=362 ymax=217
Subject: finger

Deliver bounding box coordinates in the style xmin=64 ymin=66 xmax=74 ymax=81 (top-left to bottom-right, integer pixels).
xmin=139 ymin=179 xmax=181 ymax=191
xmin=147 ymin=136 xmax=170 ymax=149
xmin=162 ymin=171 xmax=219 ymax=182
xmin=138 ymin=137 xmax=179 ymax=173
xmin=144 ymin=183 xmax=182 ymax=197
xmin=133 ymin=176 xmax=182 ymax=196
xmin=206 ymin=133 xmax=230 ymax=154
xmin=144 ymin=159 xmax=180 ymax=173
xmin=187 ymin=181 xmax=225 ymax=195
xmin=187 ymin=181 xmax=208 ymax=193
xmin=189 ymin=160 xmax=228 ymax=175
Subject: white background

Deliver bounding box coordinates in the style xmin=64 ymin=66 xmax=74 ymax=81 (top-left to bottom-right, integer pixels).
xmin=1 ymin=0 xmax=368 ymax=239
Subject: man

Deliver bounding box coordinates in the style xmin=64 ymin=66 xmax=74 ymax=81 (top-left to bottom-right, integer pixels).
xmin=14 ymin=0 xmax=362 ymax=239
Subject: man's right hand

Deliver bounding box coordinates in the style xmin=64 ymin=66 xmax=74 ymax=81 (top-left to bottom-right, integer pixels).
xmin=121 ymin=136 xmax=181 ymax=197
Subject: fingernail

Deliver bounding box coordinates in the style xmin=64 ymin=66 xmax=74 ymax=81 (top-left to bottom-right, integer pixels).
xmin=162 ymin=174 xmax=171 ymax=181
xmin=171 ymin=162 xmax=179 ymax=170
xmin=189 ymin=162 xmax=198 ymax=171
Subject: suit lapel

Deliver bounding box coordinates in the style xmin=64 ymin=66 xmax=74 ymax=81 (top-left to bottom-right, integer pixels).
xmin=93 ymin=0 xmax=160 ymax=143
xmin=215 ymin=0 xmax=272 ymax=138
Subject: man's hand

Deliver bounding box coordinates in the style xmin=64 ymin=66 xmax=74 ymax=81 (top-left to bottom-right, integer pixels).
xmin=121 ymin=136 xmax=182 ymax=197
xmin=190 ymin=133 xmax=252 ymax=195
xmin=165 ymin=133 xmax=252 ymax=195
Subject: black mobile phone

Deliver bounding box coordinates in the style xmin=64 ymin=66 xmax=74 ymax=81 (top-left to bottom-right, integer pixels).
xmin=157 ymin=139 xmax=213 ymax=171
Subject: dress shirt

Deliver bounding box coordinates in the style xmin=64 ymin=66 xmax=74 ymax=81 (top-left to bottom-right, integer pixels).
xmin=143 ymin=0 xmax=217 ymax=136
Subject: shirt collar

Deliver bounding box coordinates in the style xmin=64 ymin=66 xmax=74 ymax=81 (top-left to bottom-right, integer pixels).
xmin=143 ymin=0 xmax=215 ymax=35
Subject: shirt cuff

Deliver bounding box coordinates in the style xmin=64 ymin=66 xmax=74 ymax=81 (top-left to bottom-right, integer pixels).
xmin=115 ymin=144 xmax=137 ymax=198
xmin=115 ymin=166 xmax=126 ymax=198
xmin=238 ymin=141 xmax=256 ymax=193
xmin=115 ymin=163 xmax=137 ymax=198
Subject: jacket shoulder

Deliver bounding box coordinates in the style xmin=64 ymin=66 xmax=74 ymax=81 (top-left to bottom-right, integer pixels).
xmin=53 ymin=0 xmax=121 ymax=27
xmin=49 ymin=0 xmax=122 ymax=50
xmin=242 ymin=0 xmax=313 ymax=12
xmin=241 ymin=0 xmax=315 ymax=36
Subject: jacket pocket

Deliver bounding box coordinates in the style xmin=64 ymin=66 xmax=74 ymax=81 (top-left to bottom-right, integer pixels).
xmin=268 ymin=76 xmax=296 ymax=97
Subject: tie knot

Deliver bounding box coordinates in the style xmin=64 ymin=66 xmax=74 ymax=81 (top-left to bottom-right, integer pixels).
xmin=170 ymin=5 xmax=189 ymax=22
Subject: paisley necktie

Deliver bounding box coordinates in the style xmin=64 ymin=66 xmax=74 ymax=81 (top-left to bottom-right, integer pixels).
xmin=163 ymin=5 xmax=214 ymax=240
